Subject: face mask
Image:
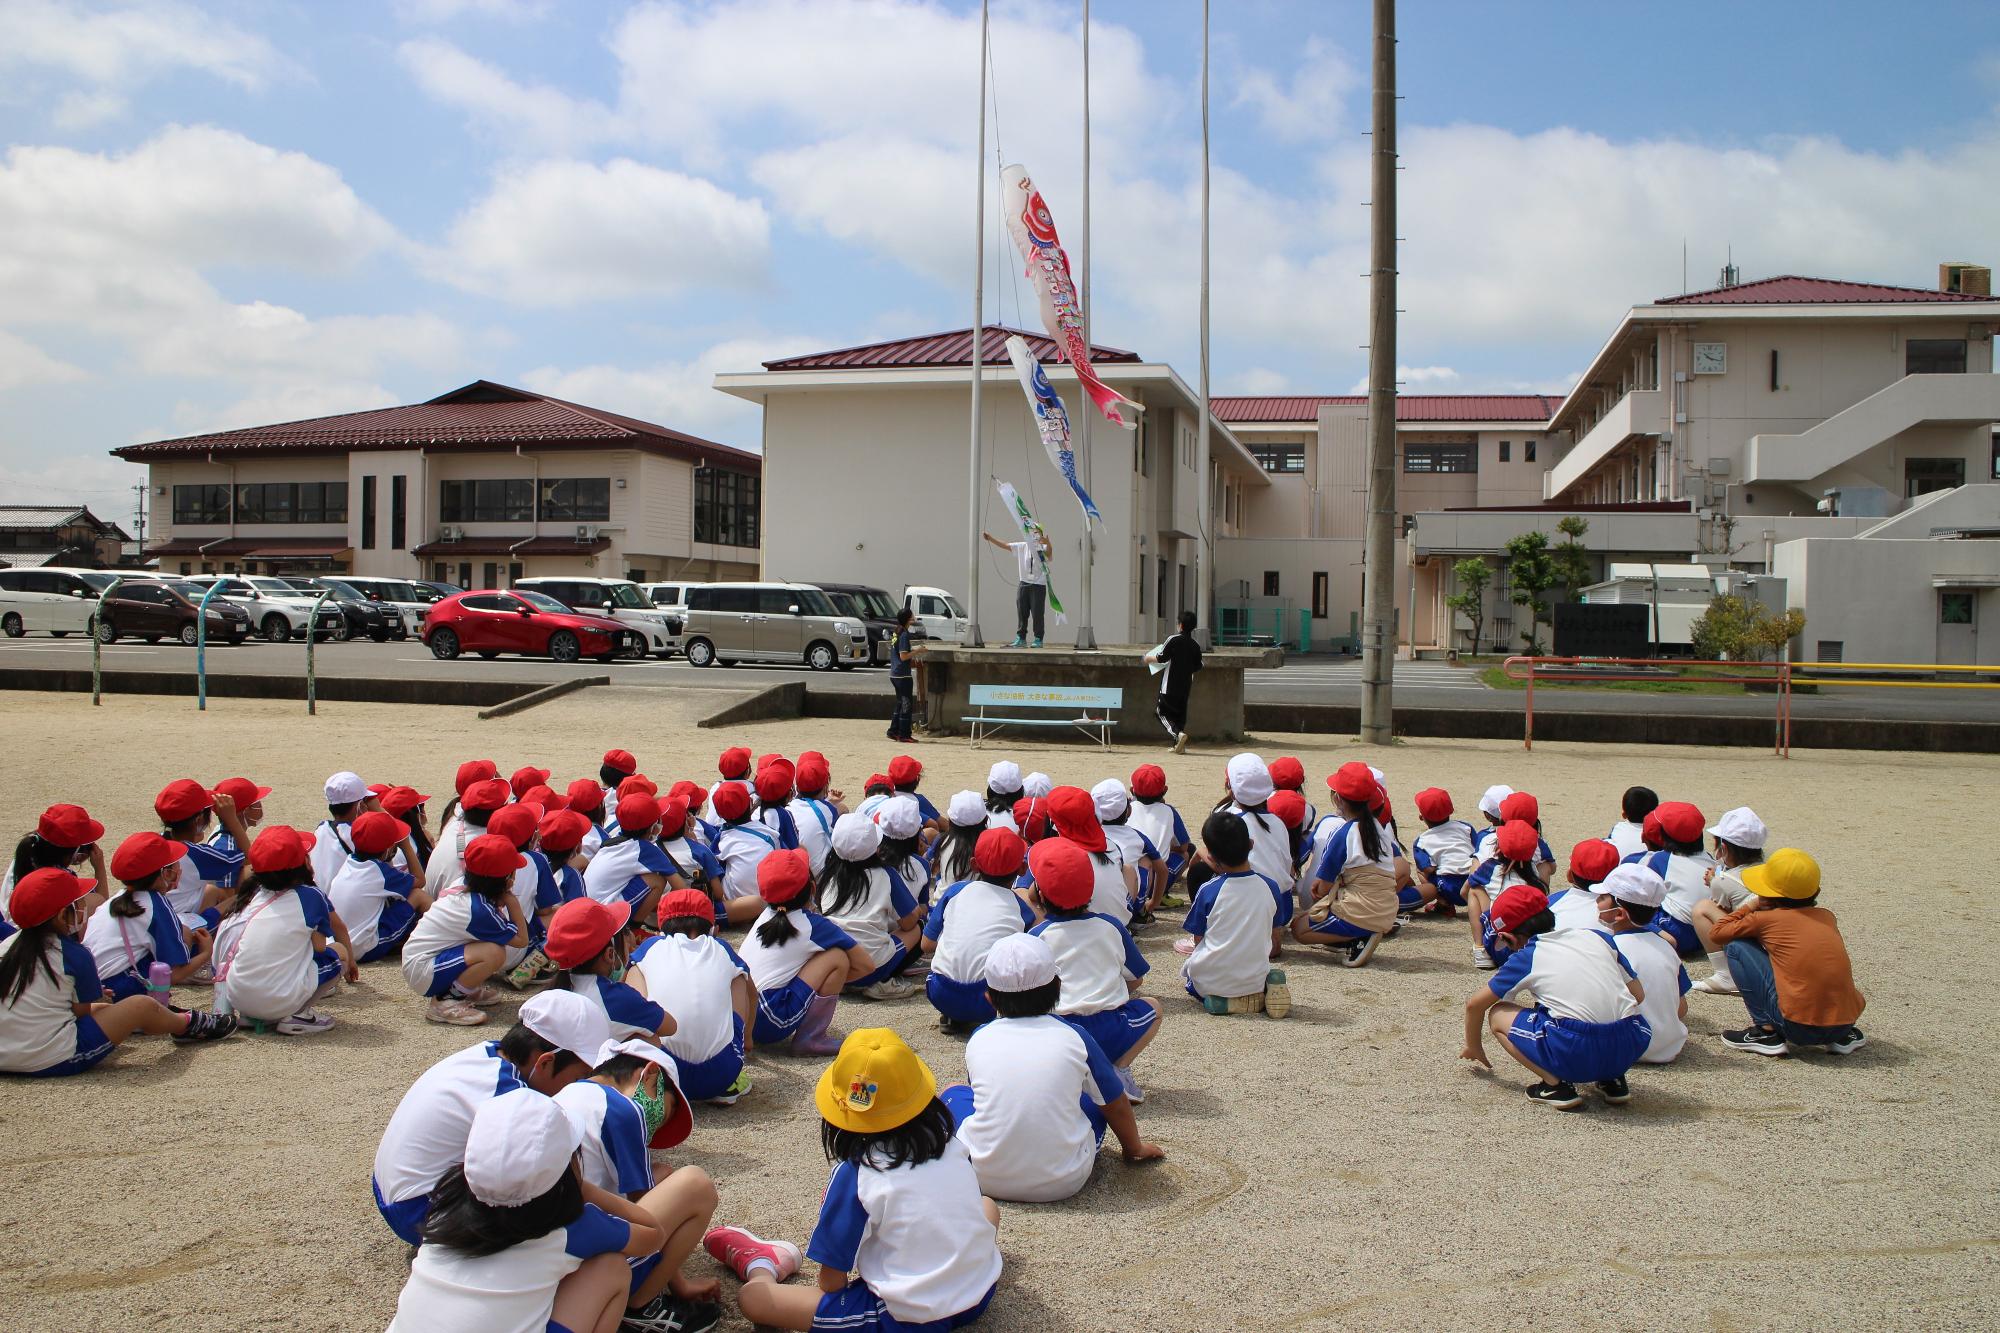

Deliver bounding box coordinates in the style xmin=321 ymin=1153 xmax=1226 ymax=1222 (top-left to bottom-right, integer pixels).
xmin=606 ymin=963 xmax=627 ymax=984
xmin=630 ymin=1067 xmax=668 ymax=1139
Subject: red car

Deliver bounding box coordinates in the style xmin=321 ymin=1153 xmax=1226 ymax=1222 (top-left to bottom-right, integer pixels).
xmin=421 ymin=589 xmax=647 ymax=663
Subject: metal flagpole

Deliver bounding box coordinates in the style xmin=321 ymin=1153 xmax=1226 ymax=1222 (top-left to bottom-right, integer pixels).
xmin=965 ymin=0 xmax=990 ymax=648
xmin=1197 ymin=0 xmax=1214 ymax=647
xmin=1075 ymin=0 xmax=1097 ymax=650
xmin=1359 ymin=0 xmax=1398 ymax=743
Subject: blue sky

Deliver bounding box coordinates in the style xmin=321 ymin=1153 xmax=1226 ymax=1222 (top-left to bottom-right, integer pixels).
xmin=5 ymin=0 xmax=2000 ymax=519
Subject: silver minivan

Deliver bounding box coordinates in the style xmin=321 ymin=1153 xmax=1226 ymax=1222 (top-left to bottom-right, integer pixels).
xmin=678 ymin=582 xmax=870 ymax=671
xmin=0 ymin=567 xmax=116 ymax=637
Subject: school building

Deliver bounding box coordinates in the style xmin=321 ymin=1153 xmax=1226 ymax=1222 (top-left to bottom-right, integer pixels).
xmin=109 ymin=381 xmax=762 ymax=588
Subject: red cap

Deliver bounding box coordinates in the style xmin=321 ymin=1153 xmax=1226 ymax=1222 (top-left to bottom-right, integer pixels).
xmin=756 ymin=752 xmax=784 ymax=772
xmin=247 ymin=826 xmax=314 ymax=876
xmin=1569 ymin=838 xmax=1621 ymax=886
xmin=538 ymin=809 xmax=593 ymax=854
xmin=1499 ymin=791 xmax=1540 ymax=824
xmin=545 ymin=897 xmax=631 ymax=969
xmin=865 ymin=773 xmax=893 ymax=793
xmin=601 ymin=748 xmax=638 ymax=776
xmin=1414 ymin=787 xmax=1454 ymax=822
xmin=1013 ymin=800 xmax=1048 ymax=842
xmin=657 ymin=888 xmax=716 ymax=926
xmin=154 ymin=778 xmax=215 ymax=824
xmin=1029 ymin=838 xmax=1094 ymax=910
xmin=565 ymin=778 xmax=606 ymax=814
xmin=797 ymin=750 xmax=827 ymax=768
xmin=463 ymin=832 xmax=527 ymax=879
xmin=617 ymin=774 xmax=658 ymax=798
xmin=212 ymin=777 xmax=273 ymax=811
xmin=1655 ymin=800 xmax=1704 ymax=845
xmin=350 ymin=811 xmax=410 ymax=857
xmin=1639 ymin=810 xmax=1664 ymax=849
xmin=718 ymin=746 xmax=752 ymax=779
xmin=795 ymin=756 xmax=830 ymax=795
xmin=617 ymin=792 xmax=662 ymax=836
xmin=1495 ymin=820 xmax=1540 ymax=863
xmin=1329 ymin=761 xmax=1377 ymax=804
xmin=1269 ymin=757 xmax=1306 ymax=791
xmin=1129 ymin=764 xmax=1167 ymax=799
xmin=8 ymin=867 xmax=95 ymax=927
xmin=380 ymin=786 xmax=431 ymax=818
xmin=888 ymin=754 xmax=922 ymax=786
xmin=462 ymin=779 xmax=511 ymax=813
xmin=1046 ymin=786 xmax=1106 ymax=853
xmin=711 ymin=782 xmax=752 ymax=822
xmin=668 ymin=780 xmax=705 ymax=809
xmin=454 ymin=759 xmax=498 ymax=796
xmin=755 ymin=763 xmax=795 ymax=805
xmin=110 ymin=832 xmax=186 ymax=883
xmin=1269 ymin=790 xmax=1308 ymax=830
xmin=973 ymin=827 xmax=1028 ymax=878
xmin=657 ymin=797 xmax=691 ymax=839
xmin=367 ymin=783 xmax=392 ymax=798
xmin=1489 ymin=883 xmax=1551 ymax=936
xmin=521 ymin=784 xmax=568 ymax=814
xmin=757 ymin=847 xmax=813 ymax=904
xmin=487 ymin=803 xmax=539 ymax=848
xmin=509 ymin=765 xmax=551 ymax=799
xmin=36 ymin=804 xmax=105 ymax=849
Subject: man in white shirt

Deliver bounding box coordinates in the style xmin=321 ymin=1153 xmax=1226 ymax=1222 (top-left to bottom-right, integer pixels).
xmin=982 ymin=526 xmax=1052 ymax=647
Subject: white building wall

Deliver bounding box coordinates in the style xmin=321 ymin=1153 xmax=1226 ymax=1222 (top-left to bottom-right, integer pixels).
xmin=1774 ymin=535 xmax=2000 ymax=665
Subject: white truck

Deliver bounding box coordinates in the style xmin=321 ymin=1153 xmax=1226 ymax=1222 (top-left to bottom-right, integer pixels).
xmin=903 ymin=585 xmax=971 ymax=644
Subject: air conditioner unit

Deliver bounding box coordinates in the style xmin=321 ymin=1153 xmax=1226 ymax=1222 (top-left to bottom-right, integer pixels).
xmin=441 ymin=526 xmax=460 ymax=541
xmin=575 ymin=525 xmax=591 ymax=541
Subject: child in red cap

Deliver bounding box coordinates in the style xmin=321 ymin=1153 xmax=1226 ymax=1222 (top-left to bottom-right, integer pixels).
xmin=1405 ymin=787 xmax=1476 ymax=918
xmin=211 ymin=826 xmax=351 ymax=1035
xmin=546 ymin=898 xmax=673 ymax=1042
xmin=711 ymin=782 xmax=782 ymax=927
xmin=1026 ymin=840 xmax=1161 ymax=1101
xmin=1267 ymin=757 xmax=1317 ymax=831
xmin=710 ymin=746 xmax=754 ymax=819
xmin=582 ymin=793 xmax=687 ymax=933
xmin=401 ymin=834 xmax=531 ymax=1027
xmin=923 ymin=828 xmax=1039 ymax=1033
xmin=328 ymin=812 xmax=434 ymax=965
xmin=790 ymin=757 xmax=843 ymax=875
xmin=83 ymin=832 xmax=213 ymax=998
xmin=599 ymin=748 xmax=639 ymax=787
xmin=426 ymin=777 xmax=510 ymax=894
xmin=1549 ymin=839 xmax=1622 ymax=934
xmin=1124 ymin=764 xmax=1193 ymax=904
xmin=1295 ymin=762 xmax=1399 ymax=968
xmin=206 ymin=776 xmax=270 ymax=871
xmin=1643 ymin=800 xmax=1719 ymax=959
xmin=155 ymin=778 xmax=252 ymax=935
xmin=5 ymin=803 xmax=110 ymax=937
xmin=1468 ymin=821 xmax=1548 ymax=971
xmin=734 ymin=849 xmax=871 ymax=1057
xmin=887 ymin=755 xmax=942 ymax=831
xmin=1460 ymin=881 xmax=1652 ymax=1109
xmin=1045 ymin=787 xmax=1137 ymax=926
xmin=633 ymin=888 xmax=756 ymax=1104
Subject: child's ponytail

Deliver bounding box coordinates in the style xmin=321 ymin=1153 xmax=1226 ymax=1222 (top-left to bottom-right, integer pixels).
xmin=109 ymin=873 xmax=158 ymax=919
xmin=755 ymin=903 xmax=800 ymax=949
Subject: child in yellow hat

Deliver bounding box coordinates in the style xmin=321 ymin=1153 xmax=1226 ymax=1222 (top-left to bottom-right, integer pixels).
xmin=701 ymin=1028 xmax=1002 ymax=1331
xmin=1708 ymin=848 xmax=1866 ymax=1057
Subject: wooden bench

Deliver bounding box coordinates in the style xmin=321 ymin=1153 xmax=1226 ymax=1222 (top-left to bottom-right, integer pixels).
xmin=963 ymin=683 xmax=1121 ymax=749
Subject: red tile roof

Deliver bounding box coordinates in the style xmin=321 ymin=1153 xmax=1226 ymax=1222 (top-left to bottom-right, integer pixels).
xmin=112 ymin=381 xmax=760 ymax=470
xmin=1654 ymin=275 xmax=1991 ymax=306
xmin=1212 ymin=394 xmax=1562 ymax=424
xmin=762 ymin=325 xmax=1141 ymax=371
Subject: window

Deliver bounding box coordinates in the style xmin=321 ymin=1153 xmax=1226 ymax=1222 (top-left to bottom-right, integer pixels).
xmin=1402 ymin=443 xmax=1477 ymax=474
xmin=1904 ymin=457 xmax=1965 ymax=497
xmin=1137 ymin=543 xmax=1147 ymax=614
xmin=1992 ymin=431 xmax=1999 ymax=479
xmin=1906 ymin=339 xmax=1967 ymax=375
xmin=234 ymin=482 xmax=348 ymax=524
xmin=460 ymin=593 xmax=511 ymax=612
xmin=693 ymin=468 xmax=760 ymax=547
xmin=1940 ymin=592 xmax=1975 ymax=625
xmin=1817 ymin=640 xmax=1843 ymax=662
xmin=1498 ymin=440 xmax=1511 ymax=462
xmin=440 ymin=479 xmax=534 ymax=523
xmin=539 ymin=478 xmax=611 ymax=522
xmin=1524 ymin=439 xmax=1537 ymax=462
xmin=391 ymin=476 xmax=407 ymax=550
xmin=1157 ymin=557 xmax=1169 ymax=621
xmin=457 ymin=562 xmax=472 ymax=589
xmin=1312 ymin=571 xmax=1329 ymax=618
xmin=172 ymin=484 xmax=231 ymax=524
xmin=1251 ymin=444 xmax=1305 ymax=474
xmin=361 ymin=476 xmax=377 ymax=550
xmin=1263 ymin=571 xmax=1280 ymax=597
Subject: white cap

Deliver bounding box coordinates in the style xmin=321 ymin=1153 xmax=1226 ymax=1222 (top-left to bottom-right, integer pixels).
xmin=878 ymin=795 xmax=923 ymax=840
xmin=947 ymin=790 xmax=987 ymax=827
xmin=1368 ymin=766 xmax=1385 ymax=788
xmin=324 ymin=771 xmax=369 ymax=804
xmin=1024 ymin=771 xmax=1053 ymax=800
xmin=1091 ymin=778 xmax=1130 ymax=821
xmin=1706 ymin=807 xmax=1767 ymax=850
xmin=463 ymin=1088 xmax=582 ymax=1207
xmin=520 ymin=989 xmax=614 ymax=1064
xmin=983 ymin=932 xmax=1057 ymax=992
xmin=987 ymin=760 xmax=1024 ymax=794
xmin=1602 ymin=862 xmax=1668 ymax=909
xmin=831 ymin=811 xmax=883 ymax=861
xmin=1226 ymin=753 xmax=1274 ymax=807
xmin=1479 ymin=784 xmax=1514 ymax=818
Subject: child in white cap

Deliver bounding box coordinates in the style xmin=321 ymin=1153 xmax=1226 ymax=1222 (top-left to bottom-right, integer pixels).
xmin=983 ymin=762 xmax=1025 ymax=831
xmin=310 ymin=770 xmax=376 ymax=892
xmin=1220 ymin=753 xmax=1293 ymax=908
xmin=818 ymin=814 xmax=922 ymax=1002
xmin=928 ymin=792 xmax=989 ymax=887
xmin=941 ymin=933 xmax=1163 ymax=1201
xmin=1093 ymin=779 xmax=1168 ymax=923
xmin=1688 ymin=806 xmax=1768 ymax=995
xmin=1595 ymin=863 xmax=1690 ymax=1064
xmin=1471 ymin=784 xmax=1513 ymax=861
xmin=876 ymin=795 xmax=932 ymax=908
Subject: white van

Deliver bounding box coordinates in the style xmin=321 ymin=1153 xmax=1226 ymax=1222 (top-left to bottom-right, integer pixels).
xmin=183 ymin=575 xmax=343 ymax=642
xmin=903 ymin=585 xmax=970 ymax=644
xmin=513 ymin=577 xmax=680 ymax=658
xmin=0 ymin=567 xmax=116 ymax=638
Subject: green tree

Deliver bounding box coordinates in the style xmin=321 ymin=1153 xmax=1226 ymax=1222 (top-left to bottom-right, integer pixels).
xmin=1503 ymin=530 xmax=1558 ymax=653
xmin=1690 ymin=594 xmax=1807 ymax=661
xmin=1552 ymin=515 xmax=1593 ymax=602
xmin=1443 ymin=556 xmax=1491 ymax=654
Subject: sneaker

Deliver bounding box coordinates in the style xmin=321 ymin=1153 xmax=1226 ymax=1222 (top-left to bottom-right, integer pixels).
xmin=1690 ymin=973 xmax=1739 ymax=996
xmin=1263 ymin=968 xmax=1291 ymax=1019
xmin=1032 ymin=638 xmax=1044 ymax=648
xmin=1342 ymin=934 xmax=1380 ymax=968
xmin=173 ymin=1009 xmax=239 ymax=1043
xmin=1473 ymin=947 xmax=1497 ymax=970
xmin=1526 ymin=1081 xmax=1584 ymax=1110
xmin=709 ymin=1070 xmax=754 ymax=1105
xmin=1131 ymin=909 xmax=1157 ymax=926
xmin=275 ymin=1009 xmax=335 ymax=1036
xmin=1385 ymin=917 xmax=1406 ymax=939
xmin=504 ymin=948 xmax=550 ymax=989
xmin=899 ymin=953 xmax=931 ymax=975
xmin=1117 ymin=1066 xmax=1145 ymax=1105
xmin=459 ymin=983 xmax=505 ymax=1007
xmin=1597 ymin=1075 xmax=1632 ymax=1105
xmin=1826 ymin=1028 xmax=1867 ymax=1055
xmin=703 ymin=1226 xmax=802 ymax=1283
xmin=937 ymin=1015 xmax=978 ymax=1036
xmin=1173 ymin=731 xmax=1188 ymax=755
xmin=1422 ymin=899 xmax=1458 ymax=918
xmin=1008 ymin=636 xmax=1026 ymax=648
xmin=186 ymin=963 xmax=215 ymax=986
xmin=622 ymin=1292 xmax=721 ymax=1333
xmin=1200 ymin=992 xmax=1265 ymax=1016
xmin=863 ymin=977 xmax=916 ymax=1001
xmin=426 ymin=997 xmax=489 ymax=1026
xmin=1720 ymin=1026 xmax=1789 ymax=1056
xmin=1172 ymin=934 xmax=1197 ymax=956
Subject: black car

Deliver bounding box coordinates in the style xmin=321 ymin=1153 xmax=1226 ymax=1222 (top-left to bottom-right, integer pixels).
xmin=284 ymin=577 xmax=401 ymax=641
xmin=814 ymin=582 xmax=923 ymax=667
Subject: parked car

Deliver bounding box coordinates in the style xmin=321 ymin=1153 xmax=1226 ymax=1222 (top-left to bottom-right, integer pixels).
xmin=678 ymin=582 xmax=871 ymax=671
xmin=903 ymin=585 xmax=971 ymax=644
xmin=412 ymin=579 xmax=461 ymax=603
xmin=93 ymin=578 xmax=251 ymax=646
xmin=281 ymin=577 xmax=402 ymax=642
xmin=640 ymin=581 xmax=699 ymax=619
xmin=513 ymin=577 xmax=680 ymax=657
xmin=329 ymin=575 xmax=432 ymax=638
xmin=814 ymin=582 xmax=923 ymax=666
xmin=0 ymin=567 xmax=117 ymax=638
xmin=421 ymin=589 xmax=648 ymax=664
xmin=183 ymin=575 xmax=344 ymax=642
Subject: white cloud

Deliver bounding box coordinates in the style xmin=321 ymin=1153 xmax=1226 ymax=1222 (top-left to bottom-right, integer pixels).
xmin=1346 ymin=364 xmax=1459 ymax=393
xmin=1224 ymin=367 xmax=1293 ymax=395
xmin=395 ymin=0 xmax=551 ymax=22
xmin=0 ymin=0 xmax=284 ymax=90
xmin=166 ymin=382 xmax=403 ymax=437
xmin=523 ymin=335 xmax=824 ymax=446
xmin=0 ymin=329 xmax=88 ymax=390
xmin=397 ymin=37 xmax=620 ymax=150
xmin=1233 ymin=36 xmax=1357 ymax=142
xmin=51 ymin=88 xmax=125 ymax=129
xmin=436 ymin=157 xmax=771 ymax=304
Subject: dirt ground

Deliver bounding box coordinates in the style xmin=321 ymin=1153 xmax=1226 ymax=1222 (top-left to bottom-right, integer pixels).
xmin=1 ymin=686 xmax=1995 ymax=1332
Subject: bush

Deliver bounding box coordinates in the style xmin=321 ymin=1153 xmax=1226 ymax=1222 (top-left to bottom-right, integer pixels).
xmin=1689 ymin=595 xmax=1806 ymax=661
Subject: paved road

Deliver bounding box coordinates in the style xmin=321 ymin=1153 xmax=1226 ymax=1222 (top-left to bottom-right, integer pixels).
xmin=5 ymin=637 xmax=1997 ymax=722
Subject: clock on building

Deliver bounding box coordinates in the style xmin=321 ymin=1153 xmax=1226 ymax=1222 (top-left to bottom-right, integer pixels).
xmin=1693 ymin=342 xmax=1727 ymax=374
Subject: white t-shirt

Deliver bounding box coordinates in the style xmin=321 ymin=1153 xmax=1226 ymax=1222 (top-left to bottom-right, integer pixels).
xmin=821 ymin=866 xmax=918 ymax=970
xmin=1488 ymin=928 xmax=1640 ymax=1026
xmin=166 ymin=840 xmax=243 ymax=929
xmin=373 ymin=1040 xmax=527 ymax=1205
xmin=713 ymin=823 xmax=780 ymax=901
xmin=792 ymin=797 xmax=838 ymax=875
xmin=1660 ymin=849 xmax=1719 ymax=924
xmin=1102 ymin=825 xmax=1159 ymax=896
xmin=1548 ymin=886 xmax=1604 ymax=936
xmin=1311 ymin=818 xmax=1397 ymax=882
xmin=388 ymin=1203 xmax=630 ymax=1333
xmin=1012 ymin=540 xmax=1046 ymax=585
xmin=1414 ymin=820 xmax=1478 ymax=877
xmin=806 ymin=1139 xmax=1002 ymax=1324
xmin=1229 ymin=803 xmax=1296 ymax=893
xmin=309 ymin=819 xmax=355 ymax=896
xmin=1082 ymin=850 xmax=1132 ymax=924
xmin=83 ymin=891 xmax=189 ymax=982
xmin=554 ymin=1080 xmax=654 ymax=1197
xmin=1614 ymin=929 xmax=1689 ymax=1063
xmin=984 ymin=809 xmax=1020 ymax=834
xmin=424 ymin=817 xmax=473 ymax=894
xmin=581 ymin=837 xmax=674 ymax=907
xmin=631 ymin=932 xmax=749 ymax=1063
xmin=737 ymin=908 xmax=855 ymax=993
xmin=1182 ymin=870 xmax=1289 ymax=999
xmin=1607 ymin=819 xmax=1649 ymax=860
xmin=1029 ymin=913 xmax=1147 ymax=1016
xmin=1125 ymin=801 xmax=1188 ymax=865
xmin=925 ymin=879 xmax=1036 ymax=985
xmin=327 ymin=856 xmax=417 ymax=959
xmin=0 ymin=934 xmax=103 ymax=1073
xmin=957 ymin=1014 xmax=1121 ymax=1202
xmin=400 ymin=890 xmax=517 ymax=994
xmin=213 ymin=888 xmax=326 ymax=1021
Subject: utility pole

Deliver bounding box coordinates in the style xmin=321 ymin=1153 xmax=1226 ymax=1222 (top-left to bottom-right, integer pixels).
xmin=131 ymin=482 xmax=148 ymax=549
xmin=1359 ymin=0 xmax=1398 ymax=744
xmin=1074 ymin=0 xmax=1097 ymax=650
xmin=1198 ymin=0 xmax=1213 ymax=647
xmin=964 ymin=0 xmax=990 ymax=648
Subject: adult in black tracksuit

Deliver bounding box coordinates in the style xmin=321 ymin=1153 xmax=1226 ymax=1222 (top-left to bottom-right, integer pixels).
xmin=1147 ymin=611 xmax=1203 ymax=753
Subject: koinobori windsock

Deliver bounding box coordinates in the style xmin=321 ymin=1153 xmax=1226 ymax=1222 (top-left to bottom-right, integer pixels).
xmin=1005 ymin=334 xmax=1100 ymax=527
xmin=996 ymin=480 xmax=1067 ymax=626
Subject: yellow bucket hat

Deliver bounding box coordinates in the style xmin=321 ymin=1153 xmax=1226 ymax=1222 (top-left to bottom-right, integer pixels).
xmin=1740 ymin=847 xmax=1820 ymax=900
xmin=815 ymin=1028 xmax=937 ymax=1134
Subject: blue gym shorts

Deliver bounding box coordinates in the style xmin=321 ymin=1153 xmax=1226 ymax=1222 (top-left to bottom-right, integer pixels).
xmin=671 ymin=1014 xmax=747 ymax=1101
xmin=1298 ymin=910 xmax=1372 ymax=942
xmin=372 ymin=1174 xmax=429 ymax=1245
xmin=926 ymin=972 xmax=994 ymax=1026
xmin=1061 ymin=999 xmax=1158 ymax=1063
xmin=1652 ymin=913 xmax=1702 ymax=956
xmin=814 ymin=1278 xmax=997 ymax=1333
xmin=752 ymin=977 xmax=817 ymax=1046
xmin=1506 ymin=1008 xmax=1652 ymax=1084
xmin=16 ymin=1016 xmax=115 ymax=1077
xmin=849 ymin=940 xmax=910 ymax=991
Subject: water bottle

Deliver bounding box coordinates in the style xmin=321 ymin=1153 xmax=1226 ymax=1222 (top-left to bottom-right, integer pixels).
xmin=147 ymin=961 xmax=172 ymax=1002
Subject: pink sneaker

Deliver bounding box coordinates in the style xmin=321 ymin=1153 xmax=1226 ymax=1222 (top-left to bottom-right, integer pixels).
xmin=703 ymin=1226 xmax=802 ymax=1282
xmin=1172 ymin=935 xmax=1196 ymax=956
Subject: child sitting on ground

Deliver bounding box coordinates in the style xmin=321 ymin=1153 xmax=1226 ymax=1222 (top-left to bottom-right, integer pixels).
xmin=923 ymin=828 xmax=1038 ymax=1033
xmin=818 ymin=813 xmax=921 ymax=1002
xmin=929 ymin=793 xmax=988 ymax=888
xmin=1182 ymin=811 xmax=1292 ymax=1017
xmin=1406 ymin=787 xmax=1477 ymax=917
xmin=401 ymin=834 xmax=531 ymax=1027
xmin=1701 ymin=848 xmax=1866 ymax=1057
xmin=1294 ymin=762 xmax=1399 ymax=968
xmin=1124 ymin=765 xmax=1193 ymax=905
xmin=211 ymin=826 xmax=350 ymax=1035
xmin=154 ymin=779 xmax=249 ymax=932
xmin=1467 ymin=821 xmax=1548 ymax=971
xmin=1644 ymin=801 xmax=1718 ymax=959
xmin=632 ymin=889 xmax=756 ymax=1105
xmin=584 ymin=793 xmax=686 ymax=929
xmin=1027 ymin=838 xmax=1161 ymax=1103
xmin=1607 ymin=786 xmax=1659 ymax=859
xmin=84 ymin=833 xmax=212 ymax=998
xmin=701 ymin=1029 xmax=1002 ymax=1332
xmin=737 ymin=849 xmax=872 ymax=1057
xmin=711 ymin=784 xmax=782 ymax=926
xmin=1046 ymin=786 xmax=1137 ymax=925
xmin=1094 ymin=780 xmax=1167 ymax=923
xmin=1459 ymin=882 xmax=1652 ymax=1110
xmin=1690 ymin=806 xmax=1767 ymax=995
xmin=547 ymin=897 xmax=673 ymax=1042
xmin=1594 ymin=863 xmax=1689 ymax=1065
xmin=1548 ymin=839 xmax=1622 ymax=934
xmin=943 ymin=933 xmax=1163 ymax=1201
xmin=327 ymin=811 xmax=432 ymax=965
xmin=875 ymin=797 xmax=933 ymax=909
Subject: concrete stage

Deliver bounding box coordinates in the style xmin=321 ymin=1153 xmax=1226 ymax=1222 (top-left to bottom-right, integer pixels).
xmin=916 ymin=644 xmax=1286 ymax=744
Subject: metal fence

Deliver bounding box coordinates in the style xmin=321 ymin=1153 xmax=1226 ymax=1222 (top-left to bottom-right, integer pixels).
xmin=1216 ymin=606 xmax=1310 ymax=653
